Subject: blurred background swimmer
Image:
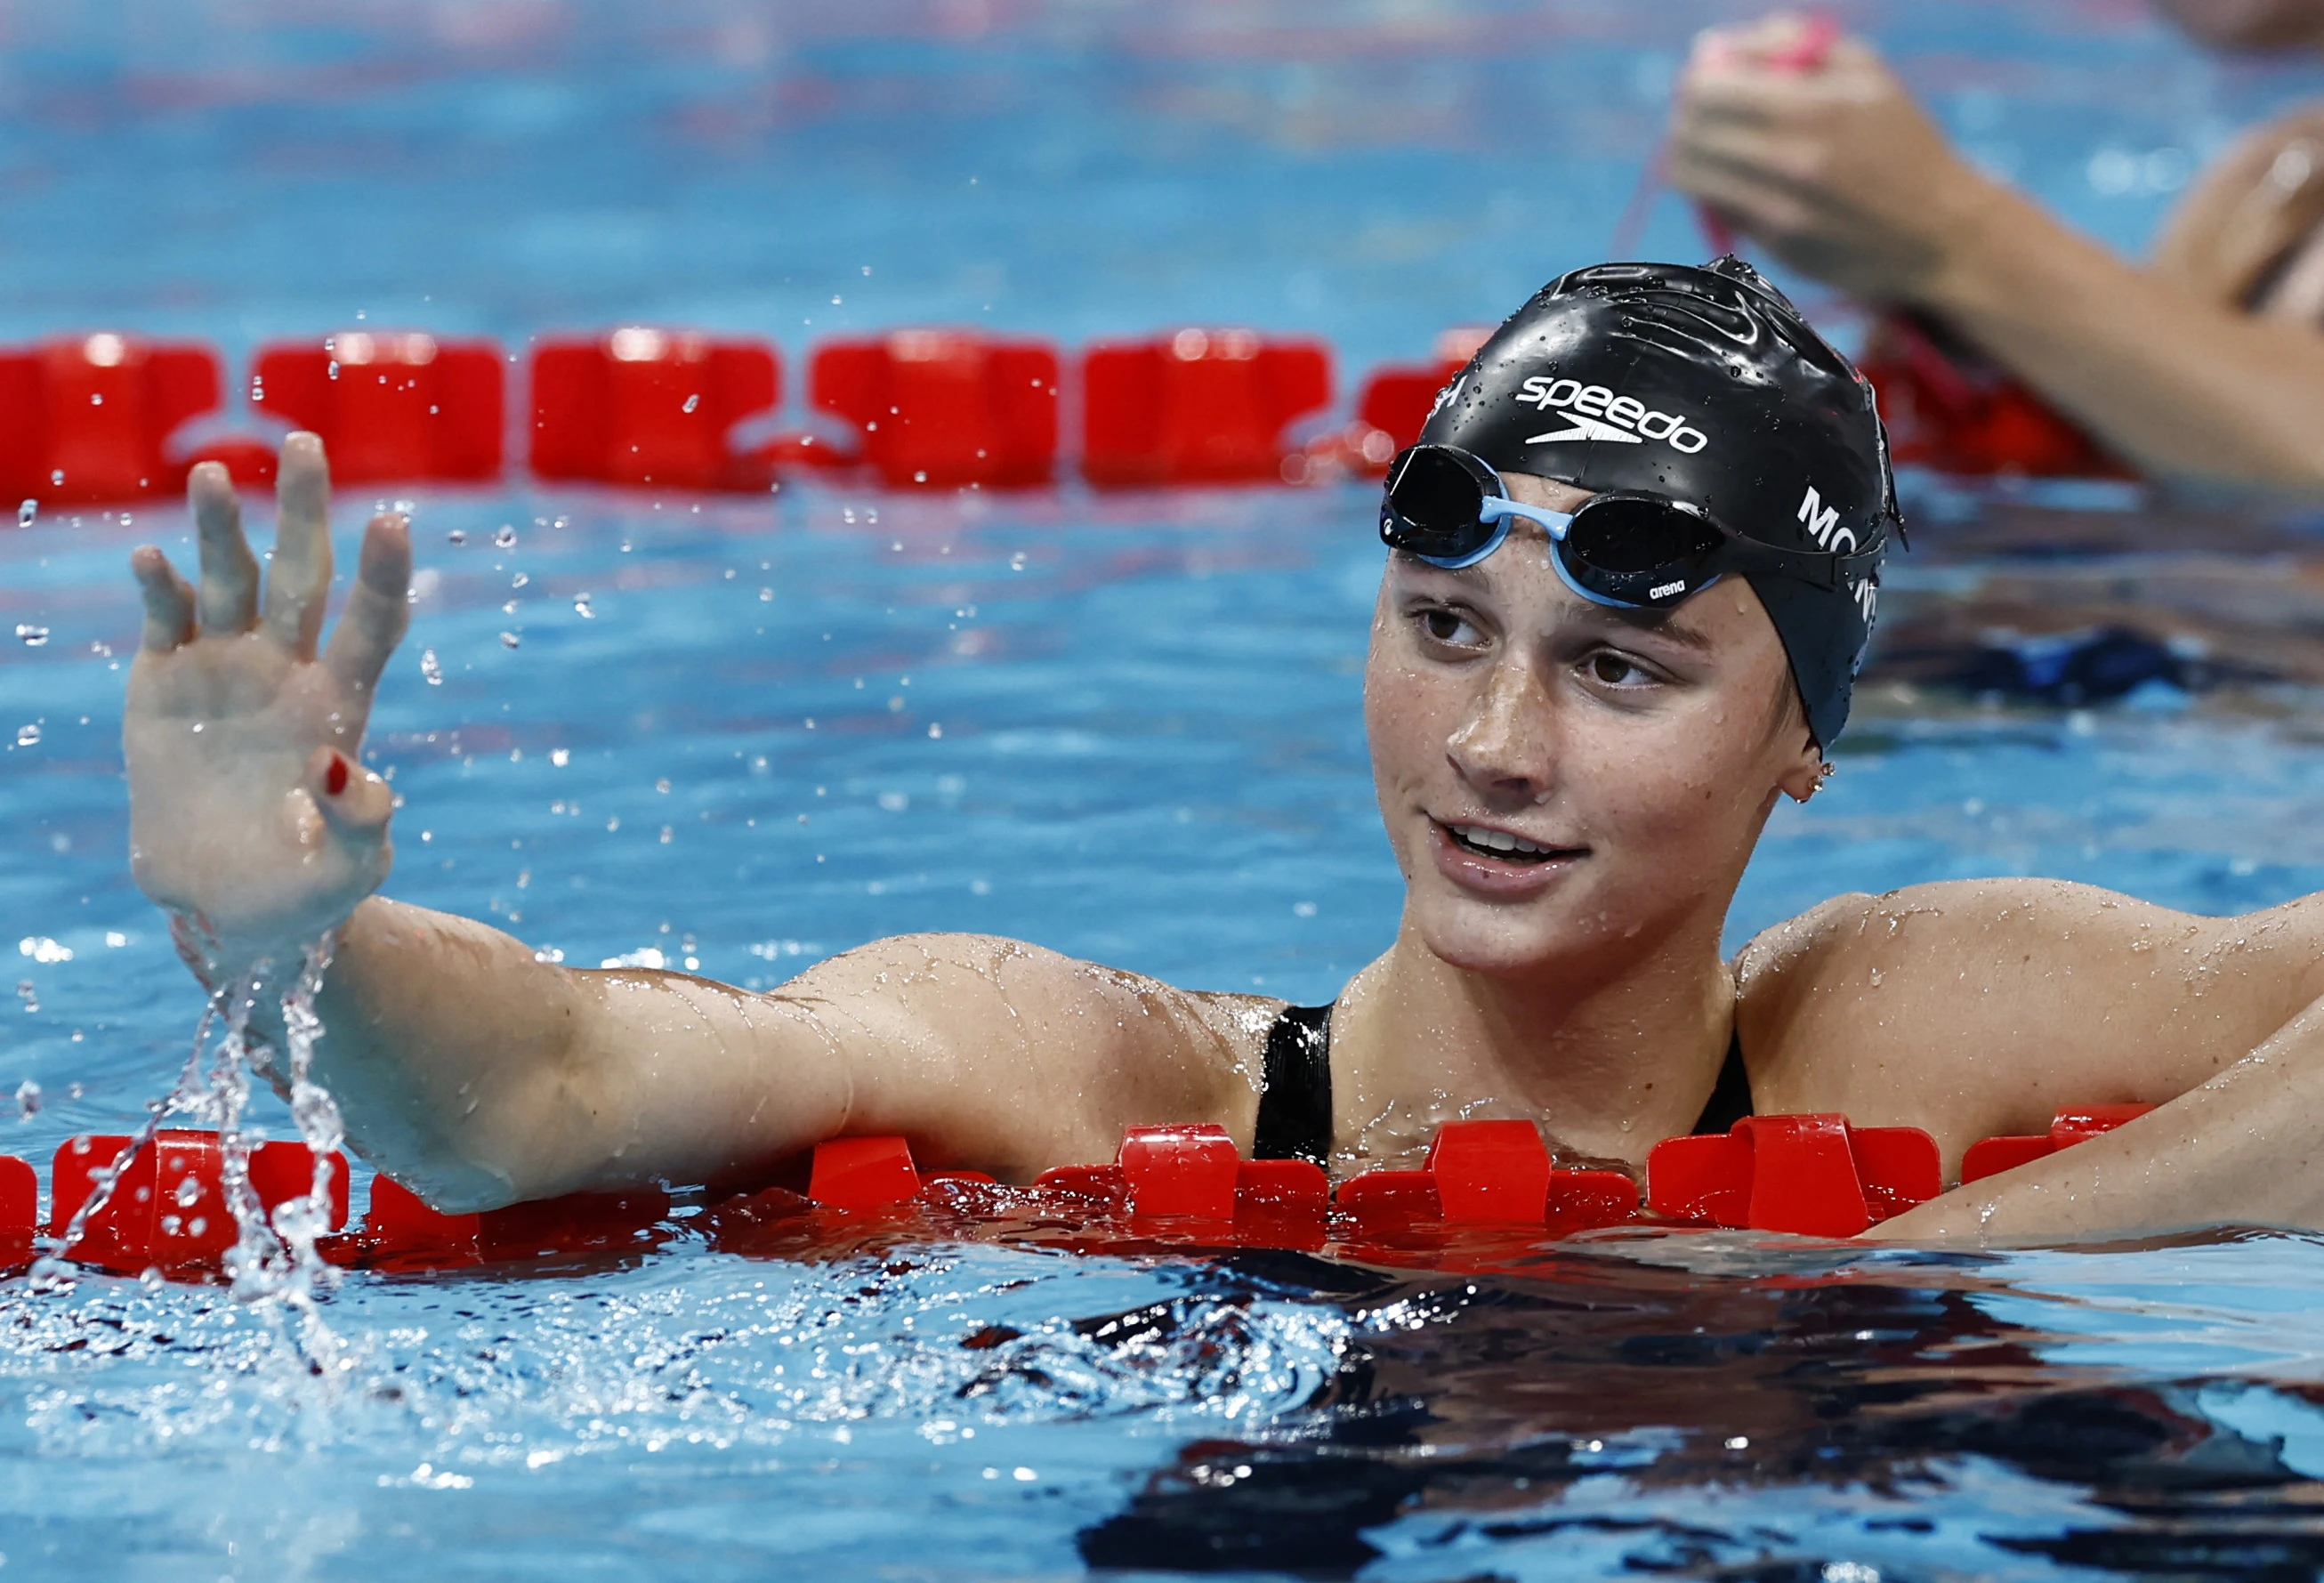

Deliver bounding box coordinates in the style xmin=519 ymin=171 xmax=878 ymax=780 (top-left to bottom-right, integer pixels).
xmin=1666 ymin=3 xmax=2324 ymax=495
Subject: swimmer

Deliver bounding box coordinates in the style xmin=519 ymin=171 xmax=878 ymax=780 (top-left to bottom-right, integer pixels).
xmin=1666 ymin=6 xmax=2324 ymax=495
xmin=121 ymin=260 xmax=2324 ymax=1243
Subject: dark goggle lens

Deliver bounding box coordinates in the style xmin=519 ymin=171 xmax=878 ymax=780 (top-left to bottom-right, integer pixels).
xmin=1560 ymin=496 xmax=1725 ymax=604
xmin=1382 ymin=446 xmax=1493 ymax=557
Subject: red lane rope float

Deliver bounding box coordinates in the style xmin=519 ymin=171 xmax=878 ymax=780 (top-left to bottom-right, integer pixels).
xmin=244 ymin=331 xmax=505 ymax=486
xmin=1648 ymin=1114 xmax=1940 ymax=1239
xmin=529 ymin=327 xmax=781 ymax=491
xmin=0 ymin=335 xmax=225 ymax=504
xmin=811 ymin=329 xmax=1061 ymax=489
xmin=47 ymin=1130 xmax=348 ymax=1278
xmin=1958 ymin=1103 xmax=2154 ymax=1184
xmin=5 ymin=1102 xmax=2160 ymax=1281
xmin=1081 ymin=328 xmax=1333 ymax=487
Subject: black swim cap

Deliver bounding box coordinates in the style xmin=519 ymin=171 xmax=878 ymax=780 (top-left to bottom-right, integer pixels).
xmin=1418 ymin=257 xmax=1901 ymax=748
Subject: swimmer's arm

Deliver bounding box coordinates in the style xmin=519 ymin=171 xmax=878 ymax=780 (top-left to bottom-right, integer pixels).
xmin=283 ymin=900 xmax=1271 ymax=1210
xmin=1668 ymin=24 xmax=2324 ymax=493
xmin=1869 ymin=995 xmax=2324 ymax=1242
xmin=1742 ymin=880 xmax=2324 ymax=1241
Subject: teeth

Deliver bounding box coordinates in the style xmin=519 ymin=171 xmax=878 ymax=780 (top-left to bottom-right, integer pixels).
xmin=1451 ymin=823 xmax=1553 ymax=856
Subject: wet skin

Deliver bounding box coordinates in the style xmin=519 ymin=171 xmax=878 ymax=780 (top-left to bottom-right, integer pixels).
xmin=121 ymin=439 xmax=2324 ymax=1241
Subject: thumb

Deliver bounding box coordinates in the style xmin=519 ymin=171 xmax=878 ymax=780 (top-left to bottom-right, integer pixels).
xmin=305 ymin=744 xmax=395 ymax=838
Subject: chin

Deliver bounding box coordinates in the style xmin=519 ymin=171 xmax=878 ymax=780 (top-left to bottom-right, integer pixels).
xmin=1404 ymin=880 xmax=1610 ymax=978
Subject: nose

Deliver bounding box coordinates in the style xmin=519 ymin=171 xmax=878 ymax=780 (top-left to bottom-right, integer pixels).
xmin=1445 ymin=653 xmax=1556 ymax=806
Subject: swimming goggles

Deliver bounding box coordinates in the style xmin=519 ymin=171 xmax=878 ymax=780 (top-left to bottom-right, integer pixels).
xmin=1377 ymin=443 xmax=1882 ymax=610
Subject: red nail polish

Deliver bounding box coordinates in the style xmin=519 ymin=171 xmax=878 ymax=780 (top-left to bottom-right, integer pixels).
xmin=325 ymin=755 xmax=349 ymax=796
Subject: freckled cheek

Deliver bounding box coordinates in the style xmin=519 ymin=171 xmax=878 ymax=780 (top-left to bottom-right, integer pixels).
xmin=1363 ymin=661 xmax=1460 ymax=787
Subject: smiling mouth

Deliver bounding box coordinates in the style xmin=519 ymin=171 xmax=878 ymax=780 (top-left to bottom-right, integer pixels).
xmin=1440 ymin=820 xmax=1586 ymax=866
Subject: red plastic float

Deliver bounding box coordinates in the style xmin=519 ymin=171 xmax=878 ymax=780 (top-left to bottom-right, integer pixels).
xmin=249 ymin=331 xmax=504 ymax=484
xmin=48 ymin=1129 xmax=348 ymax=1276
xmin=1081 ymin=328 xmax=1332 ymax=486
xmin=12 ymin=1101 xmax=2178 ymax=1281
xmin=1335 ymin=327 xmax=1492 ymax=475
xmin=811 ymin=329 xmax=1059 ymax=489
xmin=529 ymin=327 xmax=781 ymax=490
xmin=0 ymin=334 xmax=224 ymax=504
xmin=1649 ymin=1114 xmax=1941 ymax=1238
xmin=333 ymin=1175 xmax=671 ymax=1272
xmin=1959 ymin=1103 xmax=2155 ymax=1184
xmin=0 ymin=1154 xmax=34 ymax=1269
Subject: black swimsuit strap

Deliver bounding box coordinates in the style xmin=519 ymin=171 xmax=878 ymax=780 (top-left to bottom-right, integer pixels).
xmin=1251 ymin=1004 xmax=1747 ymax=1163
xmin=1252 ymin=1002 xmax=1334 ymax=1167
xmin=1691 ymin=1030 xmax=1755 ymax=1135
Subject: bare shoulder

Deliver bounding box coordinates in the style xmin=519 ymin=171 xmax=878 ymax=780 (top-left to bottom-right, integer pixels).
xmin=1735 ymin=880 xmax=2324 ymax=1149
xmin=763 ymin=932 xmax=1283 ymax=1171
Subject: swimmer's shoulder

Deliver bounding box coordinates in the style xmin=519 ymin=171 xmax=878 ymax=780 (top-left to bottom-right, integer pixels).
xmin=772 ymin=931 xmax=1284 ymax=1127
xmin=1738 ymin=880 xmax=2324 ymax=1141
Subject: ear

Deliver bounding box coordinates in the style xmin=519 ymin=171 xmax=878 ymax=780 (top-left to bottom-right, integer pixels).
xmin=1775 ymin=731 xmax=1826 ymax=804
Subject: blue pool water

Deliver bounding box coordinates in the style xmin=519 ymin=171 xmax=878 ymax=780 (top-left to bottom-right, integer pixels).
xmin=9 ymin=2 xmax=2324 ymax=1577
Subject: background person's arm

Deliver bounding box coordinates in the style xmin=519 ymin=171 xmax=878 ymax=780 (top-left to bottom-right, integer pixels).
xmin=1666 ymin=16 xmax=2324 ymax=494
xmin=127 ymin=438 xmax=1266 ymax=1211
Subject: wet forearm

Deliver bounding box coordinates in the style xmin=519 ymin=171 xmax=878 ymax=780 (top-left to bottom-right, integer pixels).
xmin=1874 ymin=996 xmax=2324 ymax=1243
xmin=253 ymin=895 xmax=601 ymax=1207
xmin=1920 ymin=182 xmax=2324 ymax=492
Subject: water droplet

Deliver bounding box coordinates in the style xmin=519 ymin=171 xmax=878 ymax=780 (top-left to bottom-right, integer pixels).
xmin=681 ymin=393 xmax=700 ymax=414
xmin=15 ymin=499 xmax=35 ymax=528
xmin=14 ymin=723 xmax=38 ymax=747
xmin=573 ymin=593 xmax=594 ymax=618
xmin=511 ymin=571 xmax=529 ymax=589
xmin=14 ymin=624 xmax=48 ymax=647
xmin=494 ymin=525 xmax=518 ymax=549
xmin=1009 ymin=552 xmax=1027 ymax=571
xmin=14 ymin=1078 xmax=40 ymax=1119
xmin=420 ymin=648 xmax=443 ymax=685
xmin=48 ymin=470 xmax=62 ymax=486
xmin=447 ymin=529 xmax=466 ymax=545
xmin=500 ymin=631 xmax=521 ymax=649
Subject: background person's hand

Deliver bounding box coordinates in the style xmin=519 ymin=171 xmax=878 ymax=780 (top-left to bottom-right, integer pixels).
xmin=125 ymin=433 xmax=410 ymax=983
xmin=1666 ymin=13 xmax=1996 ymax=303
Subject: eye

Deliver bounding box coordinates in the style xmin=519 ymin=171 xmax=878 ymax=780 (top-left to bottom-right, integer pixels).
xmin=1584 ymin=650 xmax=1658 ymax=688
xmin=1413 ymin=605 xmax=1486 ymax=649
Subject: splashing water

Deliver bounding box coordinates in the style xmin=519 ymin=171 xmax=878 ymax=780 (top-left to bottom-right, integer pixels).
xmin=33 ymin=938 xmax=351 ymax=1374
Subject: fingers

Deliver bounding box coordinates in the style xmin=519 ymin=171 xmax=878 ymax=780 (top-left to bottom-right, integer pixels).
xmin=304 ymin=743 xmax=395 ymax=840
xmin=189 ymin=462 xmax=260 ymax=635
xmin=262 ymin=432 xmax=335 ymax=658
xmin=324 ymin=512 xmax=413 ymax=699
xmin=131 ymin=545 xmax=198 ymax=652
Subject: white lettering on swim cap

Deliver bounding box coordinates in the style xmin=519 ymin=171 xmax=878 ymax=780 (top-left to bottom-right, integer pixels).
xmin=1507 ymin=377 xmax=1709 ymax=453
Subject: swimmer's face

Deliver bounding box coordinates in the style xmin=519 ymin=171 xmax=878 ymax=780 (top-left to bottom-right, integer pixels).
xmin=1363 ymin=473 xmax=1824 ymax=979
xmin=2152 ymin=0 xmax=2324 ymax=50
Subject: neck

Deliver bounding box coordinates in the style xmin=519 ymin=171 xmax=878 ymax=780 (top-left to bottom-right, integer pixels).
xmin=1333 ymin=899 xmax=1736 ymax=1170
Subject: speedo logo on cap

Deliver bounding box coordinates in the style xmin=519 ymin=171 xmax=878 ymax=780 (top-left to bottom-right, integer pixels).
xmin=1515 ymin=376 xmax=1708 ymax=454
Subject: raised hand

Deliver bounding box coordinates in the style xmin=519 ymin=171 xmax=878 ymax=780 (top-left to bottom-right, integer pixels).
xmin=125 ymin=432 xmax=412 ymax=983
xmin=1666 ymin=19 xmax=1989 ymax=304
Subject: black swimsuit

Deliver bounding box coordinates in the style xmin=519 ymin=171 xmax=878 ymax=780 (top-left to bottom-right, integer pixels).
xmin=1251 ymin=1002 xmax=1754 ymax=1167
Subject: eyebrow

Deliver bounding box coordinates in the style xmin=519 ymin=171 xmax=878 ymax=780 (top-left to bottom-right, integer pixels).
xmin=1391 ymin=555 xmax=1718 ymax=652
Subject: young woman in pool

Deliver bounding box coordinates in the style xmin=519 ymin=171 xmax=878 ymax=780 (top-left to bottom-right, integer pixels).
xmin=120 ymin=260 xmax=2324 ymax=1244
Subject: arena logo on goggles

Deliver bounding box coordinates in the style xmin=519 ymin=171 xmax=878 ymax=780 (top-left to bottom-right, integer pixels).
xmin=1514 ymin=376 xmax=1709 ymax=454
